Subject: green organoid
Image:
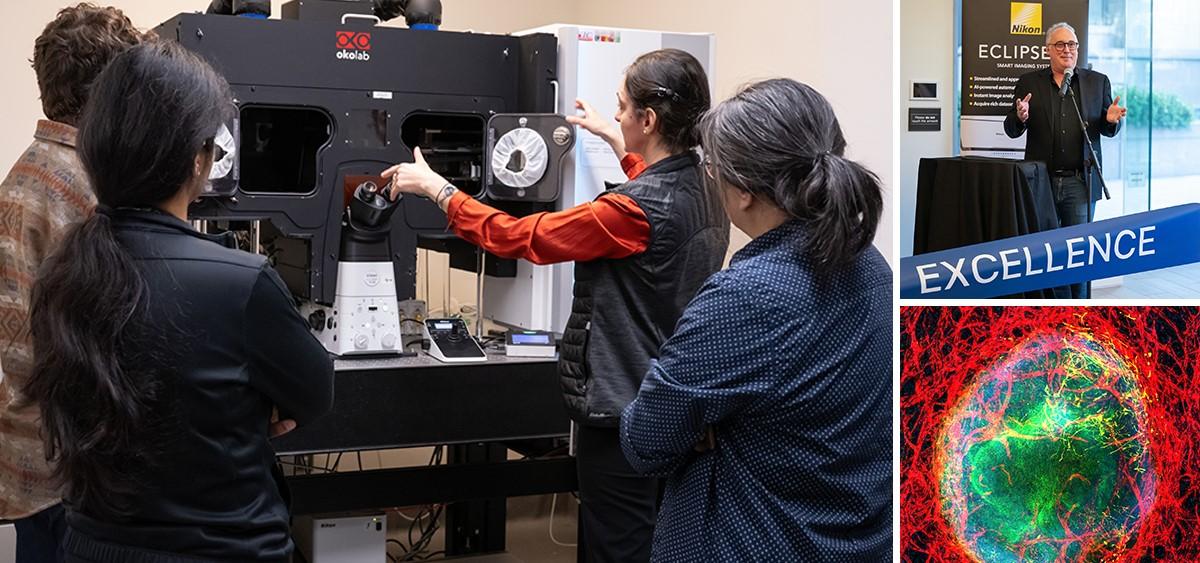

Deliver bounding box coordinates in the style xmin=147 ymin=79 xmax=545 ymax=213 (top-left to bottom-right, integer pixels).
xmin=938 ymin=332 xmax=1156 ymax=562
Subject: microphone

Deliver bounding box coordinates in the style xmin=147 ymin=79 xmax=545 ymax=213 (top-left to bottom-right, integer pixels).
xmin=1059 ymin=67 xmax=1074 ymax=98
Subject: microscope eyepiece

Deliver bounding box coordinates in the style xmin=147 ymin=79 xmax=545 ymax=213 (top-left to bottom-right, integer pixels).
xmin=348 ymin=180 xmax=401 ymax=230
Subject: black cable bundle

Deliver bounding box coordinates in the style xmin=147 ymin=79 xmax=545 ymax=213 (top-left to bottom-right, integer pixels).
xmin=370 ymin=0 xmax=443 ymax=26
xmin=206 ymin=0 xmax=233 ymax=14
xmin=402 ymin=0 xmax=442 ymax=27
xmin=383 ymin=446 xmax=446 ymax=561
xmin=373 ymin=0 xmax=406 ymax=21
xmin=206 ymin=0 xmax=271 ymax=16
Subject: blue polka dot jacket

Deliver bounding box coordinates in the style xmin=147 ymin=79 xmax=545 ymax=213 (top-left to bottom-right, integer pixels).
xmin=620 ymin=220 xmax=893 ymax=561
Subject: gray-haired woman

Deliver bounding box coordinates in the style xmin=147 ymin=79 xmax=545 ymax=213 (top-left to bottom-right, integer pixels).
xmin=620 ymin=78 xmax=892 ymax=561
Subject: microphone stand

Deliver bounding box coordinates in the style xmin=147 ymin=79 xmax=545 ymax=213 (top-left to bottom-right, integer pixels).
xmin=1066 ymin=84 xmax=1111 ymax=200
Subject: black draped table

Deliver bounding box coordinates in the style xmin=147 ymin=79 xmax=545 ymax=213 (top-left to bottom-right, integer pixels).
xmin=913 ymin=156 xmax=1069 ymax=299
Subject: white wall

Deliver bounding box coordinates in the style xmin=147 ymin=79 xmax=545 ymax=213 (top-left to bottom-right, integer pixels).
xmin=574 ymin=0 xmax=897 ymax=266
xmin=899 ymin=0 xmax=955 ymax=257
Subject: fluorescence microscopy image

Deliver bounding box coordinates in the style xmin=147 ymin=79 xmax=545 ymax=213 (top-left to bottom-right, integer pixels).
xmin=901 ymin=308 xmax=1200 ymax=562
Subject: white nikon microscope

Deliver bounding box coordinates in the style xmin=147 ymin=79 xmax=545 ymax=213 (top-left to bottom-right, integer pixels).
xmin=303 ymin=180 xmax=403 ymax=356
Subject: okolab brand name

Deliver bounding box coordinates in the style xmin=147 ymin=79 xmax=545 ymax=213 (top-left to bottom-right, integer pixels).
xmin=336 ymin=30 xmax=372 ymax=62
xmin=337 ymin=50 xmax=370 ymax=61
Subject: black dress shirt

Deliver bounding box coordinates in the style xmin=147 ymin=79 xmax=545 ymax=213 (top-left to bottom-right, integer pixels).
xmin=1049 ymin=73 xmax=1085 ymax=173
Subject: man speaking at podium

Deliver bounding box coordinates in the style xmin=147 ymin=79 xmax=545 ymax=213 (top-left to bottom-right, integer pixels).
xmin=1004 ymin=22 xmax=1126 ymax=299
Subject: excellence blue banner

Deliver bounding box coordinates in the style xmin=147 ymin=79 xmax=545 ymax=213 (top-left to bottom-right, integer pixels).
xmin=900 ymin=204 xmax=1200 ymax=299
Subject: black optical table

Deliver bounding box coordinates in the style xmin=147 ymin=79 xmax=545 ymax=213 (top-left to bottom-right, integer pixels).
xmin=273 ymin=352 xmax=576 ymax=557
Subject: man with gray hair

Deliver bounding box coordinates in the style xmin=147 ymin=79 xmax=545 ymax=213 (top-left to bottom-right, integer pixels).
xmin=1004 ymin=21 xmax=1126 ymax=299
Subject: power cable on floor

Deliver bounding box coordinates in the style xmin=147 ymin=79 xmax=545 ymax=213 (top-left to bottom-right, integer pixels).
xmin=548 ymin=493 xmax=577 ymax=548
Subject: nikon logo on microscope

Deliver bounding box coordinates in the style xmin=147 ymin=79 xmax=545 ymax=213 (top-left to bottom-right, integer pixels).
xmin=1010 ymin=2 xmax=1043 ymax=35
xmin=335 ymin=30 xmax=372 ymax=62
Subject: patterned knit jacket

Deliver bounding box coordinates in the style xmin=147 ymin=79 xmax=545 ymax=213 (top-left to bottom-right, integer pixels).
xmin=0 ymin=120 xmax=95 ymax=518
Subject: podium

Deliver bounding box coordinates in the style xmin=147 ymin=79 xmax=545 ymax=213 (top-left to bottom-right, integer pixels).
xmin=913 ymin=156 xmax=1068 ymax=299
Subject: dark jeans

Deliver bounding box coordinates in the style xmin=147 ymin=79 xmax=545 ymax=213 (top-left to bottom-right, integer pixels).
xmin=14 ymin=504 xmax=66 ymax=563
xmin=575 ymin=424 xmax=662 ymax=563
xmin=1053 ymin=174 xmax=1094 ymax=299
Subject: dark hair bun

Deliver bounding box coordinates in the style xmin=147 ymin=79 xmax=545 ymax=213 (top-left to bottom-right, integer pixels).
xmin=624 ymin=49 xmax=711 ymax=152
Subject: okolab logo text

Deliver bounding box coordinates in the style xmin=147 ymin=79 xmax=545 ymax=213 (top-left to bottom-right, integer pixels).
xmin=336 ymin=31 xmax=371 ymax=61
xmin=1010 ymin=2 xmax=1043 ymax=36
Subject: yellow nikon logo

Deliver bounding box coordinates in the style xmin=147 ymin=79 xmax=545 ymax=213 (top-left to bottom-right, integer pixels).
xmin=1010 ymin=2 xmax=1043 ymax=35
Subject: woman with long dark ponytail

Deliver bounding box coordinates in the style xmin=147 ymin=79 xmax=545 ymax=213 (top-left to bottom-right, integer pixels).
xmin=620 ymin=78 xmax=892 ymax=561
xmin=23 ymin=41 xmax=333 ymax=562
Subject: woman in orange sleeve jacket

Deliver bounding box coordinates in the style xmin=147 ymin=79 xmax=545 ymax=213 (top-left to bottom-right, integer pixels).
xmin=385 ymin=49 xmax=729 ymax=563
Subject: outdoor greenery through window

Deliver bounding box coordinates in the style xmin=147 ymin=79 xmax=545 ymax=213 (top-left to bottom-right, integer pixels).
xmin=1089 ymin=0 xmax=1200 ymax=216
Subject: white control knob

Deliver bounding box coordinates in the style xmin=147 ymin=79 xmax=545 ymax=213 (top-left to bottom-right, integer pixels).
xmin=354 ymin=334 xmax=370 ymax=350
xmin=381 ymin=333 xmax=397 ymax=349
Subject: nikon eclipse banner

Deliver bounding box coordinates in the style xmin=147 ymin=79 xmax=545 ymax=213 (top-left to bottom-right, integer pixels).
xmin=960 ymin=0 xmax=1088 ymax=154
